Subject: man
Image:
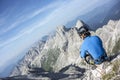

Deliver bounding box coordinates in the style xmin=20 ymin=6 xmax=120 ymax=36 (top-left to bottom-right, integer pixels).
xmin=77 ymin=26 xmax=108 ymax=65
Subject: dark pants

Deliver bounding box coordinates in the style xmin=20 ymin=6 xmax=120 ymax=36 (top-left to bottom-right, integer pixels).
xmin=85 ymin=53 xmax=108 ymax=65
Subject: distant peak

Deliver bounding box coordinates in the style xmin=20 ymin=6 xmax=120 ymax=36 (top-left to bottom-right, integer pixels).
xmin=56 ymin=25 xmax=69 ymax=33
xmin=75 ymin=20 xmax=89 ymax=31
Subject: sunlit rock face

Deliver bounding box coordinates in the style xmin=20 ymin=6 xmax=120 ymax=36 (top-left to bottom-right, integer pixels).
xmin=96 ymin=20 xmax=120 ymax=54
xmin=10 ymin=20 xmax=120 ymax=80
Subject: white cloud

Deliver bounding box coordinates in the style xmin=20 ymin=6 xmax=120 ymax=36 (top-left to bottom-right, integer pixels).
xmin=0 ymin=1 xmax=65 ymax=48
xmin=10 ymin=0 xmax=102 ymax=42
xmin=0 ymin=33 xmax=23 ymax=48
xmin=0 ymin=0 xmax=108 ymax=49
xmin=0 ymin=1 xmax=62 ymax=35
xmin=35 ymin=0 xmax=101 ymax=28
xmin=0 ymin=18 xmax=6 ymax=26
xmin=0 ymin=14 xmax=49 ymax=48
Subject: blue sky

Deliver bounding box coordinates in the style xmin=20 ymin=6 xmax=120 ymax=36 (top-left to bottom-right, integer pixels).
xmin=0 ymin=0 xmax=114 ymax=77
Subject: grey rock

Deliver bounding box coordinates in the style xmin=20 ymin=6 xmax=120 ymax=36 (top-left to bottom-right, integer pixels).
xmin=10 ymin=20 xmax=120 ymax=80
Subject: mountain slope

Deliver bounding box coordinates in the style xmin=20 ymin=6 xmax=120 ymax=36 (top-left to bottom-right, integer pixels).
xmin=8 ymin=20 xmax=120 ymax=80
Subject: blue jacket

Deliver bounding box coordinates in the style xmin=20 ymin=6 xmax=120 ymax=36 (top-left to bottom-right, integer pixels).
xmin=80 ymin=36 xmax=106 ymax=60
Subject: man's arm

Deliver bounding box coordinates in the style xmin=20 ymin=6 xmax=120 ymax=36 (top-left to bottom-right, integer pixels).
xmin=80 ymin=48 xmax=86 ymax=59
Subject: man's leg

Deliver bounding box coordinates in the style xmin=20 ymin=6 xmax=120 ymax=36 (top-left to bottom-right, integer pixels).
xmin=85 ymin=55 xmax=97 ymax=70
xmin=85 ymin=54 xmax=94 ymax=65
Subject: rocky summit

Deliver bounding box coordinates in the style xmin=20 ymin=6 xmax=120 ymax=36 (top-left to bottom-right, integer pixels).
xmin=2 ymin=20 xmax=120 ymax=80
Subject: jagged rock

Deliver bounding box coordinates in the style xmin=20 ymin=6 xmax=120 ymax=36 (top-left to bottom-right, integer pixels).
xmin=10 ymin=20 xmax=120 ymax=80
xmin=75 ymin=20 xmax=84 ymax=29
xmin=10 ymin=41 xmax=45 ymax=76
xmin=75 ymin=20 xmax=90 ymax=30
xmin=96 ymin=20 xmax=120 ymax=54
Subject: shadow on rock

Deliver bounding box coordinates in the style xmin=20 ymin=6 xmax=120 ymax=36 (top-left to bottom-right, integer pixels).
xmin=0 ymin=75 xmax=30 ymax=80
xmin=28 ymin=67 xmax=69 ymax=80
xmin=109 ymin=52 xmax=120 ymax=61
xmin=28 ymin=64 xmax=86 ymax=80
xmin=59 ymin=64 xmax=85 ymax=73
xmin=0 ymin=65 xmax=86 ymax=80
xmin=59 ymin=64 xmax=86 ymax=79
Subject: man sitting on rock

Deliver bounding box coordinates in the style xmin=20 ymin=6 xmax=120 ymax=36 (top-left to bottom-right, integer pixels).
xmin=77 ymin=26 xmax=108 ymax=68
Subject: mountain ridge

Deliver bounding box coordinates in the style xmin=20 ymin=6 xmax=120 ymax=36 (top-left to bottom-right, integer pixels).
xmin=3 ymin=19 xmax=120 ymax=80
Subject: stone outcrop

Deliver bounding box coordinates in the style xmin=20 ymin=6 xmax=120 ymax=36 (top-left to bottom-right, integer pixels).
xmin=10 ymin=20 xmax=120 ymax=80
xmin=10 ymin=41 xmax=46 ymax=76
xmin=96 ymin=20 xmax=120 ymax=54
